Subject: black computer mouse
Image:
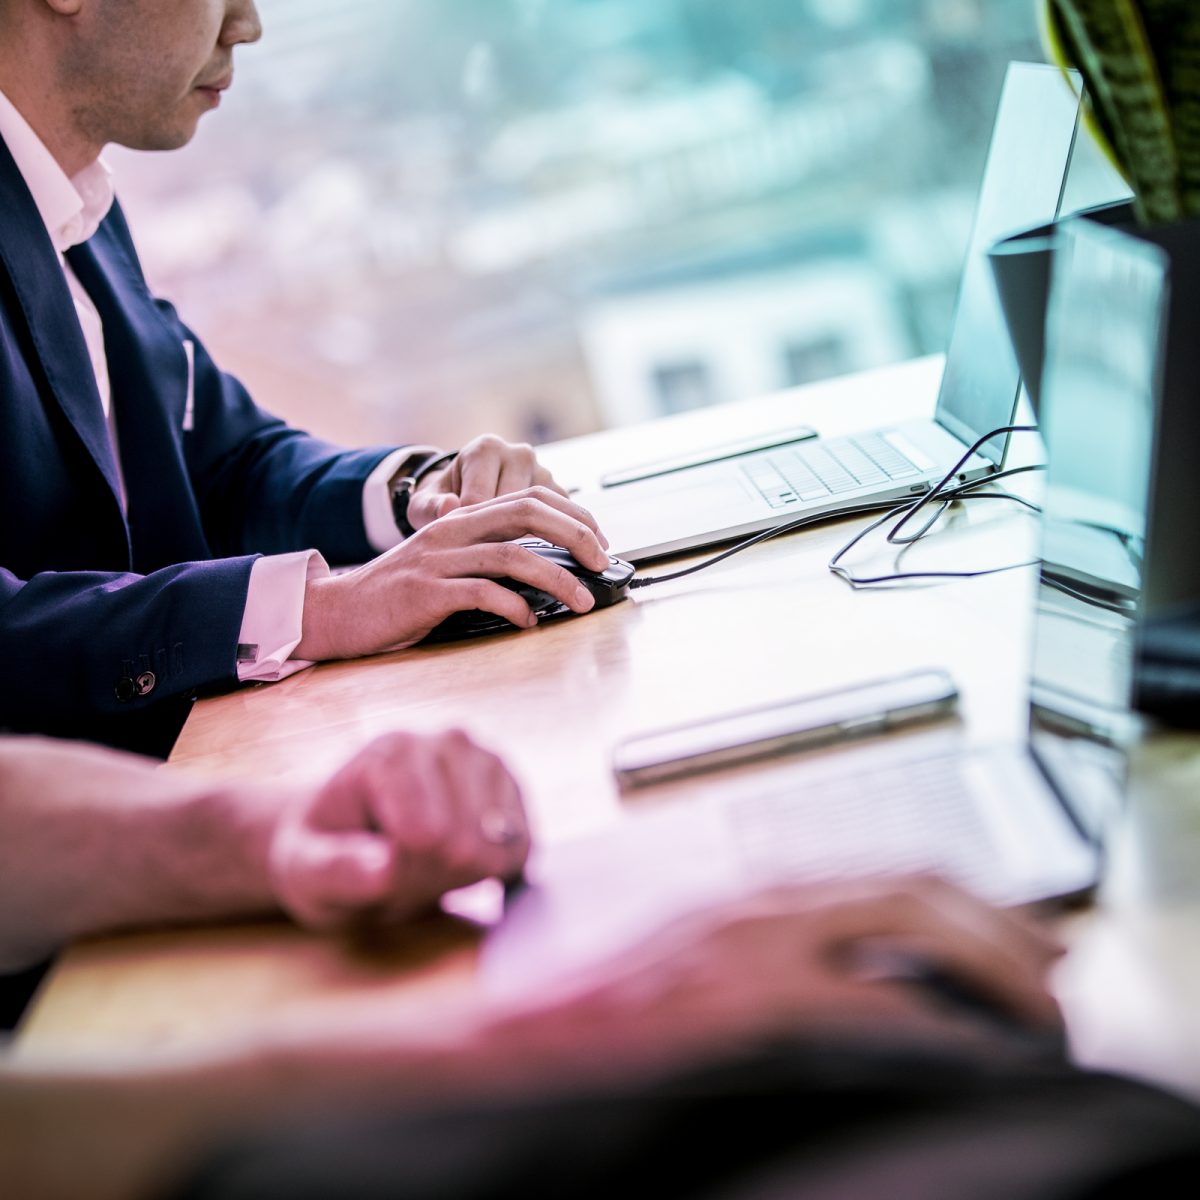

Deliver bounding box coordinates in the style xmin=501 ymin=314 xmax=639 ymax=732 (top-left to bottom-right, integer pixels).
xmin=422 ymin=539 xmax=636 ymax=644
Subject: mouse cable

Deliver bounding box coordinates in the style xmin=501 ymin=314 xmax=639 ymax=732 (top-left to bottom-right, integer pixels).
xmin=884 ymin=425 xmax=1038 ymax=544
xmin=628 ymin=426 xmax=1044 ymax=592
xmin=626 ymin=498 xmax=909 ymax=590
xmin=874 ymin=467 xmax=1045 ymax=551
xmin=828 ymin=426 xmax=1047 ymax=589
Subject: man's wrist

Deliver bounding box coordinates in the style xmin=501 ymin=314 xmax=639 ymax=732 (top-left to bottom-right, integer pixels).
xmin=390 ymin=448 xmax=458 ymax=537
xmin=294 ymin=574 xmax=341 ymax=663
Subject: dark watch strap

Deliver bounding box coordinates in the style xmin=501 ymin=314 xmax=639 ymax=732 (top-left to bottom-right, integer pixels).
xmin=390 ymin=449 xmax=459 ymax=537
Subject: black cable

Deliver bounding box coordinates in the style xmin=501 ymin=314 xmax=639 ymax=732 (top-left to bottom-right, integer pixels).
xmin=830 ymin=469 xmax=1046 ymax=578
xmin=827 ymin=427 xmax=1047 ymax=589
xmin=627 ymin=426 xmax=1046 ymax=592
xmin=883 ymin=426 xmax=1037 ymax=544
xmin=828 ymin=497 xmax=1041 ymax=589
xmin=627 ymin=499 xmax=905 ymax=589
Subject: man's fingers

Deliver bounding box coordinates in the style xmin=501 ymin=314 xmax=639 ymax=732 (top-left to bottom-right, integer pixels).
xmin=458 ymin=487 xmax=606 ymax=542
xmin=525 ymin=463 xmax=569 ymax=500
xmin=490 ymin=446 xmax=544 ymax=500
xmin=810 ymin=883 xmax=1063 ymax=1029
xmin=442 ymin=494 xmax=610 ymax=574
xmin=407 ymin=490 xmax=462 ymax=530
xmin=272 ymin=830 xmax=394 ymax=929
xmin=436 ymin=577 xmax=542 ymax=628
xmin=440 ymin=733 xmax=531 ymax=878
xmin=455 ymin=439 xmax=505 ymax=508
xmin=367 ymin=731 xmax=528 ymax=916
xmin=439 ymin=542 xmax=596 ymax=614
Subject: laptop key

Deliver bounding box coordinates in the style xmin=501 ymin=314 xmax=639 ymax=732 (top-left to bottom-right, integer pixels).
xmin=855 ymin=434 xmax=921 ymax=479
xmin=768 ymin=452 xmax=829 ymax=501
xmin=743 ymin=461 xmax=799 ymax=509
xmin=795 ymin=446 xmax=860 ymax=494
xmin=826 ymin=442 xmax=889 ymax=487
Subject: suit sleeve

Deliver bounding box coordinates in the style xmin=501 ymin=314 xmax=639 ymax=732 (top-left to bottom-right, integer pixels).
xmin=172 ymin=308 xmax=400 ymax=565
xmin=0 ymin=557 xmax=255 ymax=742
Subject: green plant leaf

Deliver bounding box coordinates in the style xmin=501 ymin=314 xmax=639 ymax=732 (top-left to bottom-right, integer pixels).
xmin=1042 ymin=0 xmax=1129 ymax=184
xmin=1140 ymin=0 xmax=1200 ymax=216
xmin=1051 ymin=0 xmax=1181 ymax=223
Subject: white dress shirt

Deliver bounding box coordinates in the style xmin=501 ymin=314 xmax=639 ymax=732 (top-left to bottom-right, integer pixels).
xmin=0 ymin=91 xmax=410 ymax=683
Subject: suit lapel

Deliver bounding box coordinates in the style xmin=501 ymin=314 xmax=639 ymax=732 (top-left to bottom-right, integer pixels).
xmin=0 ymin=132 xmax=127 ymax=518
xmin=67 ymin=217 xmax=212 ymax=571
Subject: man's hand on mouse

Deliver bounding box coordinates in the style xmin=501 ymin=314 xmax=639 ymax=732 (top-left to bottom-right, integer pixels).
xmin=296 ymin=488 xmax=611 ymax=661
xmin=404 ymin=435 xmax=568 ymax=530
xmin=270 ymin=731 xmax=530 ymax=930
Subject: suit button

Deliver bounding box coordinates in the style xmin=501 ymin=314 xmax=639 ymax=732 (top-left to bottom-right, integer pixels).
xmin=114 ymin=676 xmax=137 ymax=704
xmin=136 ymin=671 xmax=157 ymax=696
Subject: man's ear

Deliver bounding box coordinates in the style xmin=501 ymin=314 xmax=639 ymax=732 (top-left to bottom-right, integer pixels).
xmin=43 ymin=0 xmax=85 ymax=14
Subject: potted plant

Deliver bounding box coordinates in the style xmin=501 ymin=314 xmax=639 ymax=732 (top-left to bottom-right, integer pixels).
xmin=1041 ymin=0 xmax=1200 ymax=225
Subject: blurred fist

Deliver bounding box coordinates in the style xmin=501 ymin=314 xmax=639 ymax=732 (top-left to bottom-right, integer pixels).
xmin=269 ymin=731 xmax=530 ymax=930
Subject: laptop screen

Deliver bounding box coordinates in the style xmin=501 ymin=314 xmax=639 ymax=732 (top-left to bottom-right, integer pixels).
xmin=1028 ymin=218 xmax=1169 ymax=834
xmin=934 ymin=63 xmax=1130 ymax=467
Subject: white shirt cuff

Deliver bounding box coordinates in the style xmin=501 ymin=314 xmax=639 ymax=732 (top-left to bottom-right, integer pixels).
xmin=362 ymin=449 xmax=411 ymax=554
xmin=237 ymin=550 xmax=330 ymax=683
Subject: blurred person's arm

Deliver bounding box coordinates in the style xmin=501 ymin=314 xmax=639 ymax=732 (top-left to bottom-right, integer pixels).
xmin=0 ymin=877 xmax=1063 ymax=1200
xmin=0 ymin=732 xmax=529 ymax=973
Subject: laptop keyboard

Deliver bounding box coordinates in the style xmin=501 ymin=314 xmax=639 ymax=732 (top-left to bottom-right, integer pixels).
xmin=743 ymin=432 xmax=923 ymax=509
xmin=725 ymin=752 xmax=999 ymax=893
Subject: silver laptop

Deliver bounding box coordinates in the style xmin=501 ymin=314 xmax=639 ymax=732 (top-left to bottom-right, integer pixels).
xmin=575 ymin=63 xmax=1122 ymax=563
xmin=483 ymin=218 xmax=1167 ymax=997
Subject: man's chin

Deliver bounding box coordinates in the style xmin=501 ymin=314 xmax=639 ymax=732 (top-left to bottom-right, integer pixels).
xmin=118 ymin=119 xmax=205 ymax=154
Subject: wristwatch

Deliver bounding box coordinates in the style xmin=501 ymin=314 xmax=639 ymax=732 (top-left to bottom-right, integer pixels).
xmin=389 ymin=448 xmax=460 ymax=537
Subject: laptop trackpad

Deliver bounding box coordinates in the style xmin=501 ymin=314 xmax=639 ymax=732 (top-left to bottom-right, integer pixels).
xmin=582 ymin=473 xmax=761 ymax=556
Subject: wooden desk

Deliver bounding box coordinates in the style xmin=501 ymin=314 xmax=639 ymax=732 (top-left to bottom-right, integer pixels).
xmin=20 ymin=354 xmax=1200 ymax=1105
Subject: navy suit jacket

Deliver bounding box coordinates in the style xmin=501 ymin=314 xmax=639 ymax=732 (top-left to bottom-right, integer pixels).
xmin=0 ymin=132 xmax=399 ymax=754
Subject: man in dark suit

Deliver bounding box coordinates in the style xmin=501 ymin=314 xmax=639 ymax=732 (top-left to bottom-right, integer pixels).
xmin=0 ymin=0 xmax=611 ymax=756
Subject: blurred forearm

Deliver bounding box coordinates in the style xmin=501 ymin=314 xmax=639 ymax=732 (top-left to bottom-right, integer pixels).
xmin=0 ymin=737 xmax=288 ymax=971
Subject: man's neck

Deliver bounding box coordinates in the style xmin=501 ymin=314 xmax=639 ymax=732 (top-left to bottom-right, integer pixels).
xmin=0 ymin=74 xmax=101 ymax=178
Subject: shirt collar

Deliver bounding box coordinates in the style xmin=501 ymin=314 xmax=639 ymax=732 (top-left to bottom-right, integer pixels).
xmin=0 ymin=89 xmax=113 ymax=253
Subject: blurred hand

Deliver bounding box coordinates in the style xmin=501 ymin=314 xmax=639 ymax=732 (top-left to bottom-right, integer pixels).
xmin=510 ymin=877 xmax=1065 ymax=1072
xmin=269 ymin=731 xmax=530 ymax=930
xmin=296 ymin=488 xmax=610 ymax=661
xmin=406 ymin=435 xmax=570 ymax=530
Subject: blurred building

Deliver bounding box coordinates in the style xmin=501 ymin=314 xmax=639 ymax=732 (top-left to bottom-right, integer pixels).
xmin=105 ymin=0 xmax=1043 ymax=450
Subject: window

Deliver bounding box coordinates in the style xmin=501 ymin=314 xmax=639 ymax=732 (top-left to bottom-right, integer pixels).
xmin=785 ymin=336 xmax=849 ymax=387
xmin=109 ymin=0 xmax=1042 ymax=449
xmin=653 ymin=361 xmax=716 ymax=415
